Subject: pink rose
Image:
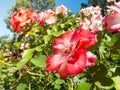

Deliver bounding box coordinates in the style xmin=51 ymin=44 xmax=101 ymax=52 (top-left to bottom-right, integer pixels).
xmin=104 ymin=2 xmax=120 ymax=32
xmin=55 ymin=5 xmax=68 ymax=14
xmin=10 ymin=8 xmax=37 ymax=33
xmin=80 ymin=15 xmax=103 ymax=32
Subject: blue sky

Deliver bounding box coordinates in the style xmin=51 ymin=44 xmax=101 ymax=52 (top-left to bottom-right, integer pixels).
xmin=0 ymin=0 xmax=88 ymax=37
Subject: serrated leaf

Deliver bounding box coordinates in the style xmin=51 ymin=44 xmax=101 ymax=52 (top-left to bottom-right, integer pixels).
xmin=22 ymin=49 xmax=33 ymax=60
xmin=43 ymin=35 xmax=51 ymax=42
xmin=60 ymin=24 xmax=65 ymax=28
xmin=105 ymin=33 xmax=119 ymax=47
xmin=31 ymin=55 xmax=47 ymax=67
xmin=47 ymin=29 xmax=52 ymax=35
xmin=52 ymin=26 xmax=57 ymax=31
xmin=16 ymin=59 xmax=29 ymax=69
xmin=0 ymin=53 xmax=3 ymax=59
xmin=0 ymin=67 xmax=2 ymax=77
xmin=76 ymin=82 xmax=91 ymax=90
xmin=112 ymin=76 xmax=120 ymax=90
xmin=14 ymin=42 xmax=20 ymax=48
xmin=111 ymin=33 xmax=119 ymax=44
xmin=34 ymin=45 xmax=43 ymax=52
xmin=16 ymin=83 xmax=27 ymax=90
xmin=111 ymin=54 xmax=120 ymax=61
xmin=54 ymin=84 xmax=61 ymax=90
xmin=52 ymin=31 xmax=63 ymax=37
xmin=55 ymin=79 xmax=64 ymax=84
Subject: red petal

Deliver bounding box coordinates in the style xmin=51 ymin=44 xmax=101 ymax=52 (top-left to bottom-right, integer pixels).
xmin=66 ymin=49 xmax=87 ymax=75
xmin=79 ymin=29 xmax=97 ymax=47
xmin=58 ymin=62 xmax=68 ymax=79
xmin=54 ymin=38 xmax=63 ymax=45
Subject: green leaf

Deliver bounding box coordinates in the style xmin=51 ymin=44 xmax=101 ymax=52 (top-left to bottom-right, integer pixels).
xmin=16 ymin=83 xmax=27 ymax=90
xmin=55 ymin=79 xmax=64 ymax=84
xmin=104 ymin=34 xmax=112 ymax=46
xmin=52 ymin=26 xmax=58 ymax=31
xmin=16 ymin=59 xmax=29 ymax=69
xmin=94 ymin=68 xmax=114 ymax=89
xmin=47 ymin=29 xmax=52 ymax=35
xmin=111 ymin=54 xmax=120 ymax=61
xmin=112 ymin=76 xmax=120 ymax=90
xmin=31 ymin=55 xmax=47 ymax=67
xmin=52 ymin=31 xmax=63 ymax=37
xmin=105 ymin=33 xmax=119 ymax=47
xmin=111 ymin=33 xmax=119 ymax=45
xmin=95 ymin=81 xmax=114 ymax=90
xmin=0 ymin=67 xmax=2 ymax=77
xmin=54 ymin=84 xmax=61 ymax=90
xmin=22 ymin=49 xmax=33 ymax=60
xmin=60 ymin=24 xmax=65 ymax=28
xmin=34 ymin=45 xmax=43 ymax=52
xmin=43 ymin=35 xmax=51 ymax=42
xmin=0 ymin=53 xmax=3 ymax=59
xmin=14 ymin=42 xmax=21 ymax=48
xmin=76 ymin=82 xmax=92 ymax=90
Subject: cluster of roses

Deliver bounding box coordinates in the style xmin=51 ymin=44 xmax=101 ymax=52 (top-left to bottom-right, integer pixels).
xmin=9 ymin=5 xmax=68 ymax=33
xmin=9 ymin=1 xmax=120 ymax=79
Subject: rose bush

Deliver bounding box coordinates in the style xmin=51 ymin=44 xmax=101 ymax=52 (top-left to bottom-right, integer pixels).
xmin=1 ymin=1 xmax=120 ymax=90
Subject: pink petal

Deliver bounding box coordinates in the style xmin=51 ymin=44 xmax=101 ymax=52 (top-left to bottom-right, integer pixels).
xmin=86 ymin=51 xmax=96 ymax=67
xmin=46 ymin=53 xmax=65 ymax=71
xmin=104 ymin=12 xmax=120 ymax=32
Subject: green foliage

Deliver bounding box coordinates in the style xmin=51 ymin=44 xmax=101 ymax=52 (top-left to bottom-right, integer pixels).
xmin=31 ymin=54 xmax=47 ymax=67
xmin=22 ymin=49 xmax=33 ymax=60
xmin=76 ymin=82 xmax=92 ymax=90
xmin=16 ymin=59 xmax=29 ymax=69
xmin=1 ymin=1 xmax=120 ymax=90
xmin=112 ymin=76 xmax=120 ymax=90
xmin=16 ymin=83 xmax=27 ymax=90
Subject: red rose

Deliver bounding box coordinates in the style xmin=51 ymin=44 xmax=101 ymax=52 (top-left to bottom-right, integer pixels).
xmin=46 ymin=29 xmax=97 ymax=79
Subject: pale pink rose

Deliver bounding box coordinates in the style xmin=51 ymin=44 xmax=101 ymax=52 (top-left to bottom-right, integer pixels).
xmin=45 ymin=16 xmax=56 ymax=24
xmin=107 ymin=2 xmax=120 ymax=13
xmin=37 ymin=12 xmax=46 ymax=26
xmin=55 ymin=5 xmax=68 ymax=14
xmin=80 ymin=15 xmax=103 ymax=31
xmin=44 ymin=9 xmax=56 ymax=24
xmin=104 ymin=12 xmax=120 ymax=32
xmin=37 ymin=9 xmax=56 ymax=25
xmin=80 ymin=6 xmax=101 ymax=16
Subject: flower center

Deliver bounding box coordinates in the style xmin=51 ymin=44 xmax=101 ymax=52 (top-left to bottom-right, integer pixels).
xmin=64 ymin=48 xmax=70 ymax=54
